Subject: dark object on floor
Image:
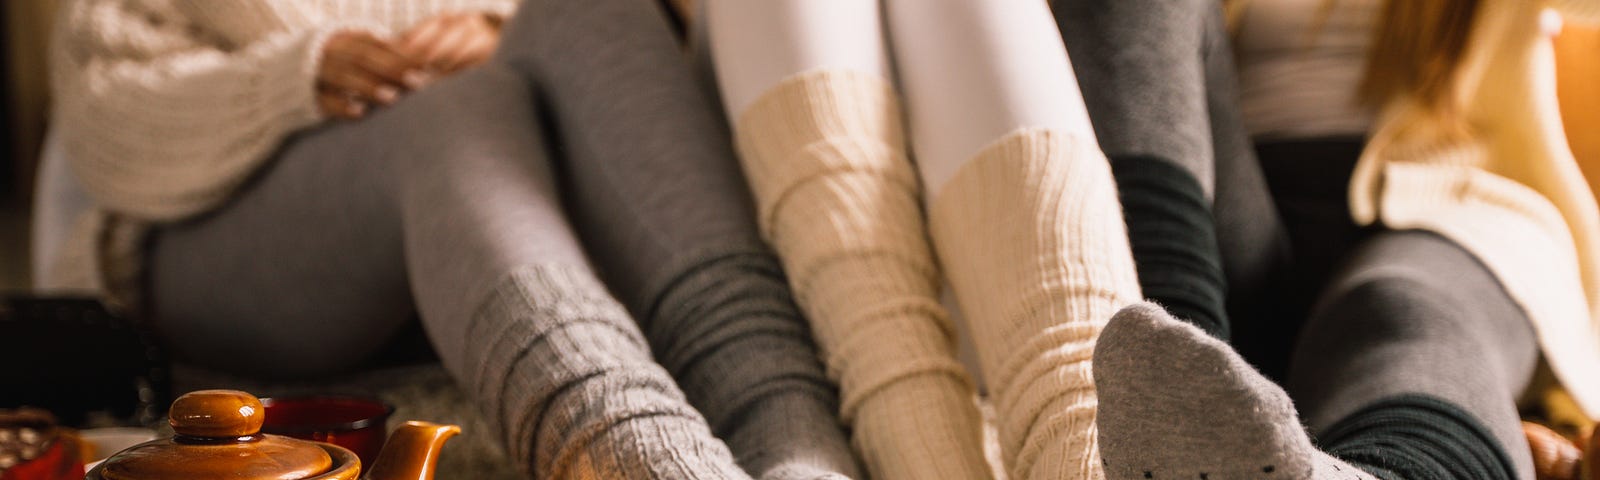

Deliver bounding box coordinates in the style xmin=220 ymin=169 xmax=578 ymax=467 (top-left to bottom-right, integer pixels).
xmin=0 ymin=296 xmax=168 ymax=426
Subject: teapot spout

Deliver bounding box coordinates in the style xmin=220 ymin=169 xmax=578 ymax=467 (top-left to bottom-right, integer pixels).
xmin=363 ymin=421 xmax=461 ymax=480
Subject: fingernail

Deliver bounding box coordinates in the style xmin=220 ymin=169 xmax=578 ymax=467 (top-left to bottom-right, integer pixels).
xmin=349 ymin=101 xmax=368 ymax=117
xmin=403 ymin=70 xmax=432 ymax=89
xmin=373 ymin=86 xmax=399 ymax=105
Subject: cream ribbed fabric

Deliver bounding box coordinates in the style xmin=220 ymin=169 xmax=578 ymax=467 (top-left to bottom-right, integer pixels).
xmin=930 ymin=128 xmax=1141 ymax=480
xmin=47 ymin=0 xmax=515 ymax=302
xmin=733 ymin=70 xmax=994 ymax=480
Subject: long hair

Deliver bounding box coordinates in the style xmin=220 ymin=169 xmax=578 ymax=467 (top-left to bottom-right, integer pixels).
xmin=1355 ymin=0 xmax=1482 ymax=120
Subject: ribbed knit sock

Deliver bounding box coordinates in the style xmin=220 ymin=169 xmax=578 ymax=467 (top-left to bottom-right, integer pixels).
xmin=1109 ymin=156 xmax=1228 ymax=338
xmin=1319 ymin=395 xmax=1519 ymax=480
xmin=929 ymin=128 xmax=1141 ymax=480
xmin=461 ymin=265 xmax=751 ymax=479
xmin=1094 ymin=303 xmax=1376 ymax=480
xmin=505 ymin=0 xmax=862 ymax=475
xmin=645 ymin=251 xmax=861 ymax=480
xmin=733 ymin=70 xmax=994 ymax=480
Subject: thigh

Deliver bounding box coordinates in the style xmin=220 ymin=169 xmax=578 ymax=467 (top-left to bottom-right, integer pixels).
xmin=1287 ymin=230 xmax=1538 ymax=462
xmin=1054 ymin=0 xmax=1214 ymax=190
xmin=148 ymin=116 xmax=412 ymax=378
xmin=885 ymin=0 xmax=1097 ymax=197
xmin=145 ymin=66 xmax=576 ymax=379
xmin=703 ymin=0 xmax=889 ymax=119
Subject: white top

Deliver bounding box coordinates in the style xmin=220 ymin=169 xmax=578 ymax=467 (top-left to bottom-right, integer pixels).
xmin=1234 ymin=0 xmax=1380 ymax=140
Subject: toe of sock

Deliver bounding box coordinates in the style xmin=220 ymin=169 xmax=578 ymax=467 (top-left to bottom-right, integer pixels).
xmin=1095 ymin=302 xmax=1321 ymax=480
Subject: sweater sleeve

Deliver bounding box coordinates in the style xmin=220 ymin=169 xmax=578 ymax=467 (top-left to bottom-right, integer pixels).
xmin=52 ymin=0 xmax=371 ymax=221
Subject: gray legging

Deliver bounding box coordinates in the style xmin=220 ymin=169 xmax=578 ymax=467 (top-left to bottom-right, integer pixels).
xmin=1260 ymin=141 xmax=1539 ymax=479
xmin=1055 ymin=0 xmax=1292 ymax=342
xmin=146 ymin=0 xmax=857 ymax=478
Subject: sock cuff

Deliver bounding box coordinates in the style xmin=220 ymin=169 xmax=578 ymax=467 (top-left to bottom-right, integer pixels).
xmin=1317 ymin=394 xmax=1519 ymax=480
xmin=930 ymin=128 xmax=1142 ymax=370
xmin=928 ymin=128 xmax=1141 ymax=477
xmin=730 ymin=70 xmax=991 ymax=477
xmin=1108 ymin=155 xmax=1230 ymax=339
xmin=732 ymin=70 xmax=919 ymax=236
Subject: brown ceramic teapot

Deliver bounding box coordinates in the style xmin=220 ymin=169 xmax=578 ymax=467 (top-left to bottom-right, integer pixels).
xmin=85 ymin=390 xmax=459 ymax=480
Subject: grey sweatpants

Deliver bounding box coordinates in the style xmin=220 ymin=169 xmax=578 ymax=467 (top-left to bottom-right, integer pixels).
xmin=146 ymin=0 xmax=856 ymax=478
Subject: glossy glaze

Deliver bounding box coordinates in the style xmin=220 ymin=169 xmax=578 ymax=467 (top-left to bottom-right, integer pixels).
xmin=85 ymin=390 xmax=458 ymax=480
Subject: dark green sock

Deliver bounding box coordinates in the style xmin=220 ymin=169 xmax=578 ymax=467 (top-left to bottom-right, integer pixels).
xmin=1110 ymin=156 xmax=1229 ymax=339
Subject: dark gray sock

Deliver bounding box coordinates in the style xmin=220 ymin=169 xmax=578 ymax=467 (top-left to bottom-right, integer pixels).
xmin=495 ymin=0 xmax=860 ymax=478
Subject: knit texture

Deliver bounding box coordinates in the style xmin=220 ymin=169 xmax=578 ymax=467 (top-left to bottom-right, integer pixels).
xmin=499 ymin=0 xmax=860 ymax=476
xmin=1319 ymin=395 xmax=1519 ymax=480
xmin=46 ymin=0 xmax=515 ymax=303
xmin=1109 ymin=156 xmax=1228 ymax=339
xmin=929 ymin=128 xmax=1141 ymax=480
xmin=1095 ymin=303 xmax=1376 ymax=480
xmin=732 ymin=70 xmax=993 ymax=480
xmin=462 ymin=264 xmax=751 ymax=479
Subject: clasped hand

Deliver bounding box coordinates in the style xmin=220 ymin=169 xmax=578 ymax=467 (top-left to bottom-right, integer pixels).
xmin=317 ymin=12 xmax=502 ymax=119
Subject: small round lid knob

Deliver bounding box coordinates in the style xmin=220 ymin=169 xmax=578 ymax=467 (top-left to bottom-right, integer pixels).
xmin=168 ymin=390 xmax=265 ymax=438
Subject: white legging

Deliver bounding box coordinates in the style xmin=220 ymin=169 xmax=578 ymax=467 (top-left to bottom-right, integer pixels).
xmin=708 ymin=1 xmax=1142 ymax=479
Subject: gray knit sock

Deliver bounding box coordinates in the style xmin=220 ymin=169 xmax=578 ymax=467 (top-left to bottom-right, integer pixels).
xmin=463 ymin=265 xmax=751 ymax=479
xmin=1094 ymin=303 xmax=1376 ymax=480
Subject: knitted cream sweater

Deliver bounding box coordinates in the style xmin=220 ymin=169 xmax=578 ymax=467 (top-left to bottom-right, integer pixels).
xmin=47 ymin=0 xmax=517 ymax=304
xmin=1345 ymin=0 xmax=1600 ymax=416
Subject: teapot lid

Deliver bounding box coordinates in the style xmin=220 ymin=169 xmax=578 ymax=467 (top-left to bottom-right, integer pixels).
xmin=96 ymin=390 xmax=337 ymax=480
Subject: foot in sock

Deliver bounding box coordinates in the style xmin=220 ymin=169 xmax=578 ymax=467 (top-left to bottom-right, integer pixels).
xmin=1094 ymin=302 xmax=1376 ymax=480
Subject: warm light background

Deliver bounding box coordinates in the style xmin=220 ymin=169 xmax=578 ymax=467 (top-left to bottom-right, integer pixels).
xmin=1557 ymin=21 xmax=1600 ymax=202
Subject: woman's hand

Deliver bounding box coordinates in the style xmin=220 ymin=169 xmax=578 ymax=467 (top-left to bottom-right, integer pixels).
xmin=317 ymin=31 xmax=429 ymax=120
xmin=399 ymin=12 xmax=503 ymax=77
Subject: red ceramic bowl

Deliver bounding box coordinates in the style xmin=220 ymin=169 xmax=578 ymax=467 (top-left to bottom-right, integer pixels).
xmin=258 ymin=396 xmax=393 ymax=467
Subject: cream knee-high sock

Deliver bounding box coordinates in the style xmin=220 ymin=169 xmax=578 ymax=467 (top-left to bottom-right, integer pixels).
xmin=732 ymin=69 xmax=995 ymax=480
xmin=929 ymin=128 xmax=1142 ymax=480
